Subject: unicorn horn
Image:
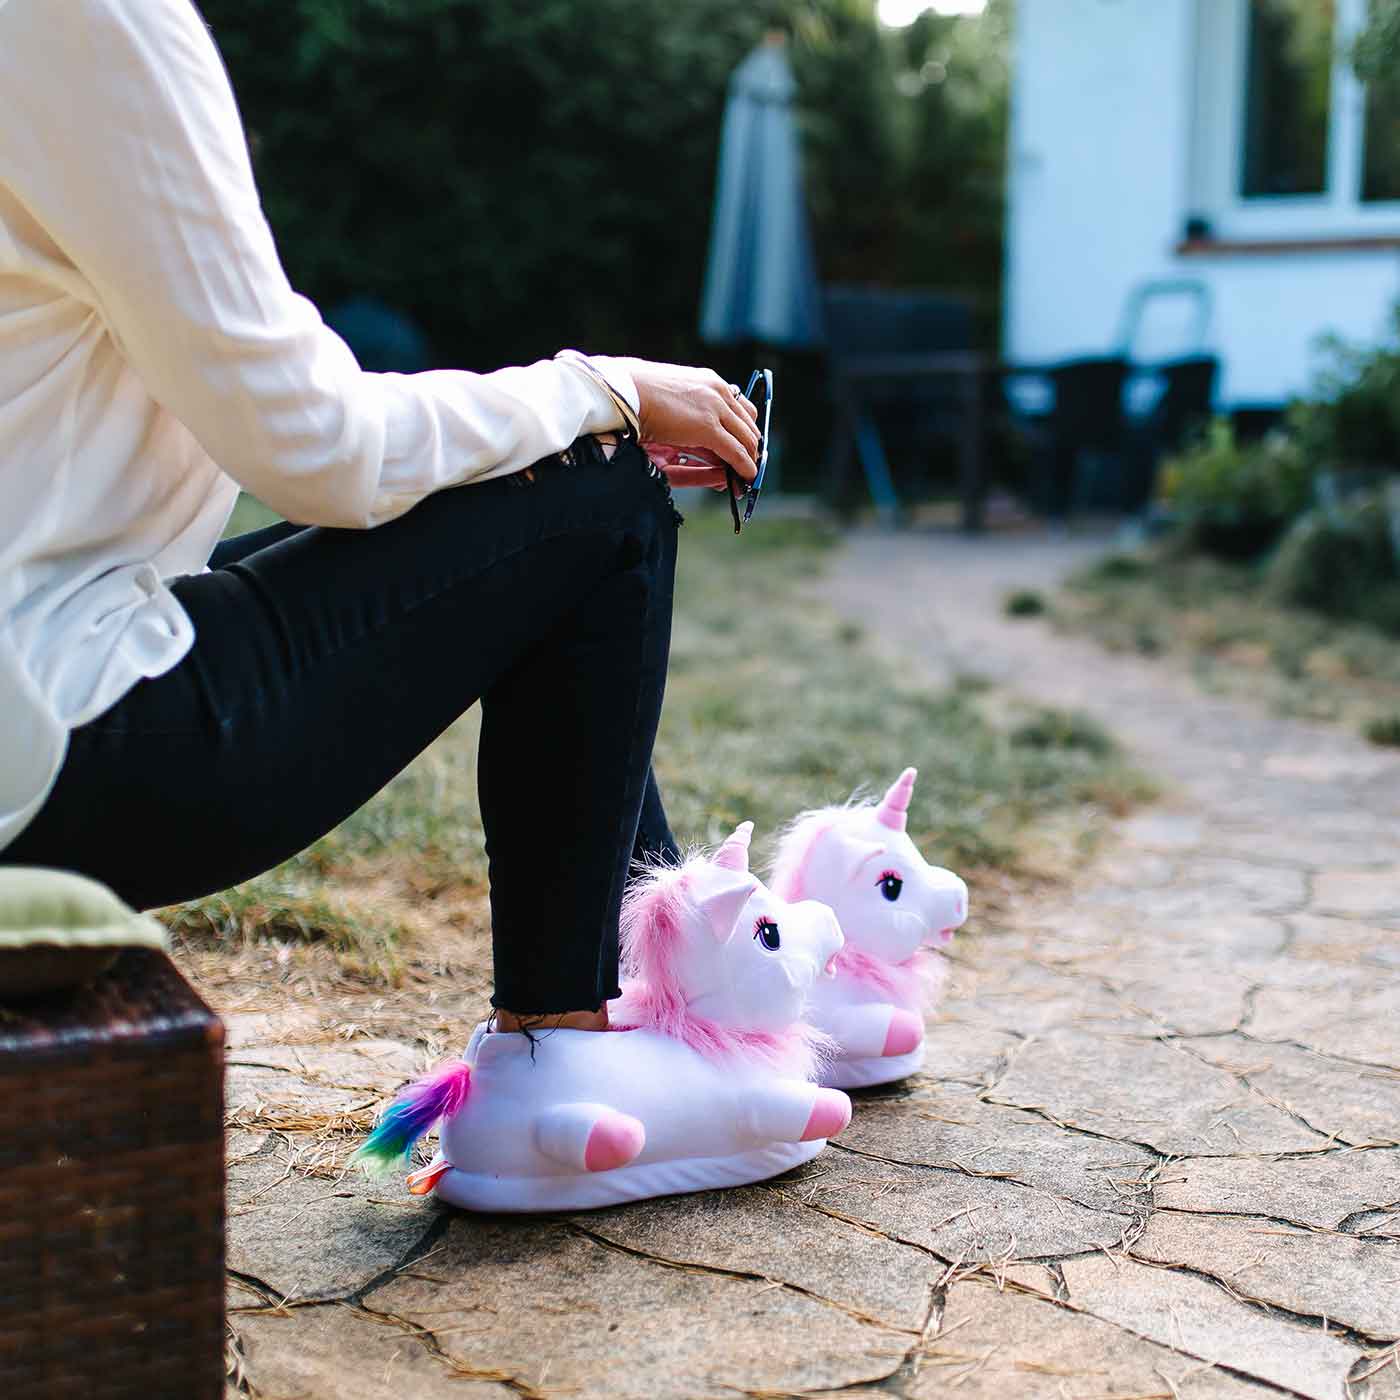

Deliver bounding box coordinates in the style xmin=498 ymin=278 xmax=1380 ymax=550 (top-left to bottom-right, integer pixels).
xmin=876 ymin=768 xmax=917 ymax=831
xmin=714 ymin=820 xmax=754 ymax=871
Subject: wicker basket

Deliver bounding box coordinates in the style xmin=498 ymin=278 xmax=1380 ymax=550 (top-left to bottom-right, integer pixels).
xmin=0 ymin=949 xmax=225 ymax=1399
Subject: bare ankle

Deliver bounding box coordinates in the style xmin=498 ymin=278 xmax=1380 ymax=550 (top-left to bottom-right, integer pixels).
xmin=493 ymin=1005 xmax=610 ymax=1034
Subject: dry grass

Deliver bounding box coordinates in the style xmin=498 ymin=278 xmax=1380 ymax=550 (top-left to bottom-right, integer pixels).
xmin=165 ymin=505 xmax=1152 ymax=1023
xmin=1057 ymin=548 xmax=1400 ymax=742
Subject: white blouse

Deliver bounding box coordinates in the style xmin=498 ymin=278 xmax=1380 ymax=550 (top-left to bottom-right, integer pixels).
xmin=0 ymin=0 xmax=639 ymax=853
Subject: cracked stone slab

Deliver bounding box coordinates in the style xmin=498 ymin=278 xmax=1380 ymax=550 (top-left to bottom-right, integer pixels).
xmin=1132 ymin=1210 xmax=1400 ymax=1340
xmin=225 ymin=1063 xmax=380 ymax=1125
xmin=919 ymin=1020 xmax=1021 ymax=1085
xmin=939 ymin=961 xmax=1161 ymax=1039
xmin=1155 ymin=1149 xmax=1400 ymax=1230
xmin=1244 ymin=972 xmax=1400 ymax=1071
xmin=226 ymin=1038 xmax=421 ymax=1096
xmin=1059 ymin=1253 xmax=1363 ymax=1400
xmin=1288 ymin=914 xmax=1400 ymax=971
xmin=225 ymin=1127 xmax=271 ymax=1166
xmin=1178 ymin=1036 xmax=1400 ymax=1147
xmin=227 ymin=1138 xmax=436 ymax=1303
xmin=231 ymin=1303 xmax=513 ymax=1399
xmin=1118 ymin=809 xmax=1206 ymax=852
xmin=906 ymin=1277 xmax=1279 ymax=1399
xmin=836 ymin=1083 xmax=1155 ymax=1214
xmin=1185 ymin=776 xmax=1377 ymax=823
xmin=988 ymin=1029 xmax=1330 ymax=1156
xmin=1206 ymin=818 xmax=1400 ymax=869
xmin=569 ymin=1182 xmax=932 ymax=1332
xmin=1263 ymin=749 xmax=1399 ymax=783
xmin=1076 ymin=849 xmax=1179 ymax=889
xmin=222 ymin=1006 xmax=331 ymax=1050
xmin=1029 ymin=911 xmax=1287 ymax=967
xmin=1080 ymin=857 xmax=1307 ymax=922
xmin=366 ymin=1216 xmax=908 ymax=1400
xmin=1153 ymin=912 xmax=1291 ymax=962
xmin=1312 ymin=869 xmax=1400 ymax=921
xmin=1359 ymin=1348 xmax=1400 ymax=1398
xmin=1098 ymin=955 xmax=1256 ymax=1036
xmin=784 ymin=1149 xmax=1133 ymax=1262
xmin=1352 ymin=1209 xmax=1400 ymax=1239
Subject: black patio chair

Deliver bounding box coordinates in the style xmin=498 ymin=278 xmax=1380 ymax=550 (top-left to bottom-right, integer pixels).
xmin=1006 ymin=279 xmax=1218 ymax=518
xmin=1013 ymin=355 xmax=1132 ymax=518
xmin=822 ymin=285 xmax=975 ymax=523
xmin=1119 ymin=353 xmax=1221 ymax=511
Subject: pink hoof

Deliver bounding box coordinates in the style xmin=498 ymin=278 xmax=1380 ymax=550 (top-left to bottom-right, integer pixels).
xmin=584 ymin=1112 xmax=646 ymax=1172
xmin=406 ymin=1160 xmax=451 ymax=1197
xmin=801 ymin=1089 xmax=852 ymax=1142
xmin=883 ymin=1008 xmax=923 ymax=1057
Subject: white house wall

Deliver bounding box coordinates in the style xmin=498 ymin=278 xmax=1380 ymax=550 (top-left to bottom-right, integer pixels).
xmin=1196 ymin=250 xmax=1400 ymax=405
xmin=1004 ymin=0 xmax=1197 ymax=366
xmin=1004 ymin=0 xmax=1400 ymax=407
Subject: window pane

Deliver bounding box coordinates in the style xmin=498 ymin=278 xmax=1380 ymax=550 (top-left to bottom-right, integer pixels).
xmin=1241 ymin=0 xmax=1335 ymax=198
xmin=1363 ymin=3 xmax=1400 ymax=202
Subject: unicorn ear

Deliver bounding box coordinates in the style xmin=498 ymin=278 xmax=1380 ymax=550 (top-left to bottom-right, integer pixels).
xmin=713 ymin=821 xmax=754 ymax=872
xmin=697 ymin=874 xmax=759 ymax=943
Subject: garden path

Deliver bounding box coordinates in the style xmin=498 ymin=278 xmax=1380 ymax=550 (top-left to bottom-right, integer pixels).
xmin=222 ymin=526 xmax=1400 ymax=1400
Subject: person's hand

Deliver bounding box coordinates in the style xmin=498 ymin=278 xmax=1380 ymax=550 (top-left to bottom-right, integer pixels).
xmin=642 ymin=443 xmax=742 ymax=494
xmin=621 ymin=359 xmax=760 ymax=484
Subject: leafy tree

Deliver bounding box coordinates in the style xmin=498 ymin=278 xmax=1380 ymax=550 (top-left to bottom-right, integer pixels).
xmin=200 ymin=0 xmax=1009 ymax=377
xmin=886 ymin=0 xmax=1010 ymax=335
xmin=204 ymin=0 xmax=770 ymax=368
xmin=1353 ymin=0 xmax=1400 ymax=87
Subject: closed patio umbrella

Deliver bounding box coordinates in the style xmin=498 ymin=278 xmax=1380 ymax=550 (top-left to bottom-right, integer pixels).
xmin=699 ymin=34 xmax=823 ymax=350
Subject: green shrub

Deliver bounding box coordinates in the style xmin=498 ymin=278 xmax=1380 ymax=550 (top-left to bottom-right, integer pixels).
xmin=1087 ymin=553 xmax=1150 ymax=582
xmin=1267 ymin=487 xmax=1400 ymax=636
xmin=1133 ymin=624 xmax=1164 ymax=656
xmin=1003 ymin=589 xmax=1046 ymax=617
xmin=1009 ymin=708 xmax=1114 ymax=757
xmin=1364 ymin=714 xmax=1400 ymax=747
xmin=1159 ymin=420 xmax=1314 ymax=554
xmin=1289 ymin=315 xmax=1400 ymax=471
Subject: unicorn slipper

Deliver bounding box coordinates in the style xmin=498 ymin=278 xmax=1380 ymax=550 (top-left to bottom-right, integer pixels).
xmin=356 ymin=822 xmax=852 ymax=1213
xmin=770 ymin=768 xmax=969 ymax=1090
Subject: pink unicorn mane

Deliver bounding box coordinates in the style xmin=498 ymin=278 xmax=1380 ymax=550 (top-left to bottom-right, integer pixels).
xmin=833 ymin=945 xmax=945 ymax=1006
xmin=769 ymin=799 xmax=875 ymax=901
xmin=611 ymin=853 xmax=835 ymax=1080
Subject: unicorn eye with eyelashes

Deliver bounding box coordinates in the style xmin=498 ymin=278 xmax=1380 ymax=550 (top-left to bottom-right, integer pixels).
xmin=877 ymin=869 xmax=904 ymax=902
xmin=753 ymin=916 xmax=781 ymax=951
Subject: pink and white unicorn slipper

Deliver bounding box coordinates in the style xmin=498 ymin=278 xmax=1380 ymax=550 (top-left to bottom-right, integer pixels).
xmin=356 ymin=822 xmax=851 ymax=1212
xmin=770 ymin=768 xmax=969 ymax=1090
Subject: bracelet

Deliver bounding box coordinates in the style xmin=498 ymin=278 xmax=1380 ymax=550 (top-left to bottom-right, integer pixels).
xmin=557 ymin=351 xmax=641 ymax=441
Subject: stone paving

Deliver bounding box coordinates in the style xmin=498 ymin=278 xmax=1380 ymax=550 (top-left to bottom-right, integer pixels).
xmin=222 ymin=528 xmax=1400 ymax=1400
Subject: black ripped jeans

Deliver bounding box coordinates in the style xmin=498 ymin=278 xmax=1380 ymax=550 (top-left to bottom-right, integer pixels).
xmin=4 ymin=438 xmax=682 ymax=1014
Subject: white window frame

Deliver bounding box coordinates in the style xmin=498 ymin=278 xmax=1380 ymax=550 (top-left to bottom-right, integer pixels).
xmin=1192 ymin=0 xmax=1400 ymax=239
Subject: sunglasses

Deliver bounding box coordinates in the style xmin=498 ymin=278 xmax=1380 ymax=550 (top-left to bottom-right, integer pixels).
xmin=726 ymin=367 xmax=773 ymax=535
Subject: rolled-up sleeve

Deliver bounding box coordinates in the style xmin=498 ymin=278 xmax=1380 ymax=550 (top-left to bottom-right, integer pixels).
xmin=0 ymin=0 xmax=635 ymax=528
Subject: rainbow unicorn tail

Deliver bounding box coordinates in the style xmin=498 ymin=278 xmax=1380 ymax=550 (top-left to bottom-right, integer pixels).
xmin=353 ymin=1060 xmax=472 ymax=1176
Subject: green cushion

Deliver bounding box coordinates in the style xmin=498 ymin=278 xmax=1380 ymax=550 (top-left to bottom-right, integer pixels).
xmin=0 ymin=867 xmax=167 ymax=951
